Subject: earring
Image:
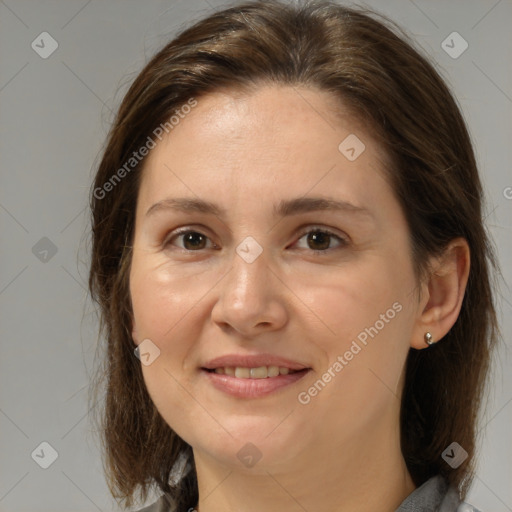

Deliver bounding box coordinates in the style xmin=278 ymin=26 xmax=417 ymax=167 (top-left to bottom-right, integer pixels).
xmin=424 ymin=332 xmax=434 ymax=346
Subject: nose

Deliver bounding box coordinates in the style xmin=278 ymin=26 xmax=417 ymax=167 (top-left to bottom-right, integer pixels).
xmin=210 ymin=242 xmax=289 ymax=337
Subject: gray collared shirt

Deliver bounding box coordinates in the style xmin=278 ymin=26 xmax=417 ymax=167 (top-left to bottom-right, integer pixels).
xmin=136 ymin=474 xmax=482 ymax=512
xmin=396 ymin=474 xmax=481 ymax=511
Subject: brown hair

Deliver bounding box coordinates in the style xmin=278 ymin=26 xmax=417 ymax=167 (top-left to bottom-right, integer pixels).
xmin=87 ymin=0 xmax=500 ymax=509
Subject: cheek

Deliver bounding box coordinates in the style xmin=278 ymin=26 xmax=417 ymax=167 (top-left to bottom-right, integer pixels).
xmin=130 ymin=255 xmax=208 ymax=342
xmin=296 ymin=261 xmax=415 ymax=433
xmin=130 ymin=260 xmax=206 ymax=440
xmin=306 ymin=255 xmax=416 ymax=401
xmin=308 ymin=255 xmax=414 ymax=354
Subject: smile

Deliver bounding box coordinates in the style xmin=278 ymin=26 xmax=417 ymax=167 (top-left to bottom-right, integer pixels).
xmin=205 ymin=366 xmax=301 ymax=378
xmin=201 ymin=367 xmax=311 ymax=398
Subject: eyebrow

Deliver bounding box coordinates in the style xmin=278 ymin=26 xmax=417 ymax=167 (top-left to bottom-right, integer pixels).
xmin=145 ymin=196 xmax=373 ymax=220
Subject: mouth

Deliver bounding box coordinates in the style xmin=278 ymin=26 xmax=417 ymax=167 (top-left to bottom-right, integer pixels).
xmin=200 ymin=366 xmax=312 ymax=398
xmin=202 ymin=366 xmax=308 ymax=378
xmin=200 ymin=353 xmax=312 ymax=398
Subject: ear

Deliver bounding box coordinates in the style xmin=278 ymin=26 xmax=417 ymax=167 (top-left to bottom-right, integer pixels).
xmin=410 ymin=238 xmax=470 ymax=350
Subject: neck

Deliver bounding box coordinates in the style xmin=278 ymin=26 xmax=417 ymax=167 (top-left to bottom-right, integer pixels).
xmin=192 ymin=409 xmax=416 ymax=512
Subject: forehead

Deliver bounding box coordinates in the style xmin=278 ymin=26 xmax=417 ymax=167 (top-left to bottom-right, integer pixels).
xmin=157 ymin=84 xmax=367 ymax=148
xmin=137 ymin=84 xmax=392 ymax=216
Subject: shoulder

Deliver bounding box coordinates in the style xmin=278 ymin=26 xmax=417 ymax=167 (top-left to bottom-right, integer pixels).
xmin=396 ymin=474 xmax=483 ymax=512
xmin=439 ymin=485 xmax=483 ymax=512
xmin=132 ymin=494 xmax=179 ymax=512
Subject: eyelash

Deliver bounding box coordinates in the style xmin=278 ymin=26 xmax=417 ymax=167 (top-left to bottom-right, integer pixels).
xmin=164 ymin=226 xmax=348 ymax=254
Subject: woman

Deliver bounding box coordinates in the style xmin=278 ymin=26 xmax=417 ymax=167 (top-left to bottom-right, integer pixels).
xmin=88 ymin=1 xmax=499 ymax=511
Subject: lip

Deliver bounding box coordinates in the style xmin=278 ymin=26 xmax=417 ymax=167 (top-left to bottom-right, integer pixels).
xmin=201 ymin=353 xmax=310 ymax=371
xmin=201 ymin=368 xmax=311 ymax=398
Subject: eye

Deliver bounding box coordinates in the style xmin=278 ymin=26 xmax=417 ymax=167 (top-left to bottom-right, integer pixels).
xmin=293 ymin=227 xmax=348 ymax=253
xmin=165 ymin=229 xmax=216 ymax=251
xmin=164 ymin=226 xmax=348 ymax=253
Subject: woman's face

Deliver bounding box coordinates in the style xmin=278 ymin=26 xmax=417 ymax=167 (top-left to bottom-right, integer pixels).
xmin=129 ymin=85 xmax=424 ymax=472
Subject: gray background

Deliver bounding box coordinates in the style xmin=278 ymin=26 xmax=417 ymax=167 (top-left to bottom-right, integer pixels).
xmin=1 ymin=0 xmax=511 ymax=511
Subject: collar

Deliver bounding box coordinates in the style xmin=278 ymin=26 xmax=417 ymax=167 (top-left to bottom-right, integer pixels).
xmin=396 ymin=474 xmax=463 ymax=511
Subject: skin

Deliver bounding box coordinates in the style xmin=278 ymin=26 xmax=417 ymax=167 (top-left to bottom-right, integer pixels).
xmin=129 ymin=85 xmax=470 ymax=512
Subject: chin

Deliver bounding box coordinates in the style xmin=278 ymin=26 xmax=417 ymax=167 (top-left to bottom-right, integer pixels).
xmin=190 ymin=422 xmax=306 ymax=474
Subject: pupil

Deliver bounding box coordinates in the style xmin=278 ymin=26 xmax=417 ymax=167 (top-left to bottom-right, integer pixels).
xmin=184 ymin=232 xmax=205 ymax=250
xmin=308 ymin=231 xmax=330 ymax=250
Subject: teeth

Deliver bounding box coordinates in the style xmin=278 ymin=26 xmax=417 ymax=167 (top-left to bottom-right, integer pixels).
xmin=235 ymin=367 xmax=250 ymax=378
xmin=212 ymin=366 xmax=297 ymax=378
